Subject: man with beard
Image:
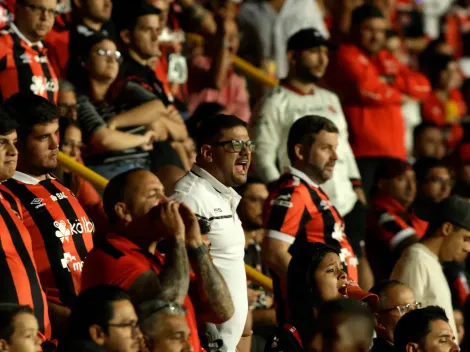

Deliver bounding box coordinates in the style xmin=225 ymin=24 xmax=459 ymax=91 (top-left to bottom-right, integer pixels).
xmin=262 ymin=115 xmax=358 ymax=326
xmin=0 ymin=93 xmax=94 ymax=336
xmin=172 ymin=114 xmax=253 ymax=352
xmin=252 ymin=28 xmax=368 ymax=279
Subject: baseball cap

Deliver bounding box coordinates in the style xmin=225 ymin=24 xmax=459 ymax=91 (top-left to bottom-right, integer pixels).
xmin=433 ymin=195 xmax=470 ymax=231
xmin=287 ymin=28 xmax=337 ymax=52
xmin=375 ymin=158 xmax=413 ymax=181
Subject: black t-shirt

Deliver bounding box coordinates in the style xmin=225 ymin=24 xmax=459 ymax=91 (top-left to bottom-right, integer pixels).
xmin=370 ymin=337 xmax=395 ymax=352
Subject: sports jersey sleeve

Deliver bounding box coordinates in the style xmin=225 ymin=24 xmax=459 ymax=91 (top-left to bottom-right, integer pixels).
xmin=251 ymin=93 xmax=283 ymax=183
xmin=393 ymin=64 xmax=431 ymax=101
xmin=264 ymin=186 xmax=309 ymax=245
xmin=377 ymin=211 xmax=417 ymax=250
xmin=120 ymin=81 xmax=158 ymax=106
xmin=336 ymin=49 xmax=403 ymax=106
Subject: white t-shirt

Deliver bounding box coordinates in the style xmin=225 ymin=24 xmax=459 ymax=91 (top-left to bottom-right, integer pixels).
xmin=251 ymin=84 xmax=360 ymax=216
xmin=171 ymin=165 xmax=248 ymax=352
xmin=391 ymin=243 xmax=458 ymax=341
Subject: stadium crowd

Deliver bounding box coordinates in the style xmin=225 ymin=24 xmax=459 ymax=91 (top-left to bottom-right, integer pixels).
xmin=1 ymin=0 xmax=470 ymax=351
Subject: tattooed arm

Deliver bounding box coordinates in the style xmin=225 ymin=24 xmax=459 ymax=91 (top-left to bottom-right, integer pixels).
xmin=179 ymin=204 xmax=235 ymax=324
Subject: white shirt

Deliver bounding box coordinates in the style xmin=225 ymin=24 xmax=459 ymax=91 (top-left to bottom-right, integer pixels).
xmin=238 ymin=0 xmax=328 ymax=78
xmin=391 ymin=243 xmax=458 ymax=341
xmin=171 ymin=165 xmax=248 ymax=352
xmin=251 ymin=84 xmax=360 ymax=216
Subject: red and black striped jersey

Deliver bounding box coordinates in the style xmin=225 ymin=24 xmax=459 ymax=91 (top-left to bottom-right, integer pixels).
xmin=366 ymin=195 xmax=418 ymax=281
xmin=263 ymin=167 xmax=357 ymax=324
xmin=0 ymin=190 xmax=51 ymax=338
xmin=0 ymin=172 xmax=94 ymax=307
xmin=0 ymin=23 xmax=58 ymax=103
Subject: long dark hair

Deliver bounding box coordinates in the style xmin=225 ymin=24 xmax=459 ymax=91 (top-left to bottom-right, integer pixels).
xmin=287 ymin=242 xmax=339 ymax=343
xmin=56 ymin=118 xmax=82 ymax=194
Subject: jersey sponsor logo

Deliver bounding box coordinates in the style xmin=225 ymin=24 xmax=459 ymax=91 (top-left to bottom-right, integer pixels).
xmin=271 ymin=194 xmax=293 ymax=208
xmin=54 ymin=220 xmax=71 ymax=243
xmin=68 ymin=217 xmax=94 ymax=235
xmin=61 ymin=252 xmax=84 ymax=272
xmin=214 ymin=208 xmax=222 ymax=213
xmin=50 ymin=192 xmax=68 ymax=202
xmin=30 ymin=198 xmax=45 ymax=209
xmin=30 ymin=76 xmax=58 ymax=96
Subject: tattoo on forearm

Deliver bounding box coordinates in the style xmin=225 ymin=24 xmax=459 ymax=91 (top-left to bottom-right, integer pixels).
xmin=159 ymin=239 xmax=190 ymax=304
xmin=194 ymin=252 xmax=235 ymax=322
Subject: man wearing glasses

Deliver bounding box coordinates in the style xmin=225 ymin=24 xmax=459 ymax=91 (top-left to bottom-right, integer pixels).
xmin=369 ymin=280 xmax=421 ymax=352
xmin=0 ymin=0 xmax=59 ymax=102
xmin=172 ymin=114 xmax=254 ymax=352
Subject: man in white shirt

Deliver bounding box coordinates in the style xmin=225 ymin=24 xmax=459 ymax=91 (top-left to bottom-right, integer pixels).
xmin=172 ymin=114 xmax=252 ymax=352
xmin=391 ymin=195 xmax=470 ymax=342
xmin=252 ymin=28 xmax=367 ymax=267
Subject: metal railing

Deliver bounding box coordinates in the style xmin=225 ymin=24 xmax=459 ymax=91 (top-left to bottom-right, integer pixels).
xmin=58 ymin=152 xmax=274 ymax=292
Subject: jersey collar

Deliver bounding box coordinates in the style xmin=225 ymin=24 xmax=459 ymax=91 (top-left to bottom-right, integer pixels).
xmin=287 ymin=166 xmax=319 ymax=188
xmin=191 ymin=164 xmax=241 ymax=201
xmin=13 ymin=171 xmax=55 ymax=185
xmin=281 ymin=80 xmax=315 ymax=96
xmin=10 ymin=23 xmax=43 ymax=48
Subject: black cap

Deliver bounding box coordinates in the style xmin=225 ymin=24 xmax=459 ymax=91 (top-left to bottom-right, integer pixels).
xmin=375 ymin=158 xmax=412 ymax=181
xmin=351 ymin=4 xmax=385 ymax=25
xmin=287 ymin=28 xmax=336 ymax=52
xmin=433 ymin=195 xmax=470 ymax=231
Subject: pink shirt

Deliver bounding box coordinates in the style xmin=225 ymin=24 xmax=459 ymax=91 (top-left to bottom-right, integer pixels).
xmin=188 ymin=55 xmax=251 ymax=122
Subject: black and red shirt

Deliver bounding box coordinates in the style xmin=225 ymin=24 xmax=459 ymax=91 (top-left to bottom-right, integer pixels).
xmin=0 ymin=172 xmax=94 ymax=307
xmin=0 ymin=23 xmax=58 ymax=102
xmin=263 ymin=167 xmax=357 ymax=324
xmin=81 ymin=234 xmax=201 ymax=352
xmin=0 ymin=190 xmax=50 ymax=337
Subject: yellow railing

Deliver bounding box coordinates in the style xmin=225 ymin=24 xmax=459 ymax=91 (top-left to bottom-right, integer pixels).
xmin=58 ymin=152 xmax=274 ymax=292
xmin=186 ymin=33 xmax=279 ymax=88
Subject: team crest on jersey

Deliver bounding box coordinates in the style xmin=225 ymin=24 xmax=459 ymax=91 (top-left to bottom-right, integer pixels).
xmin=54 ymin=220 xmax=71 ymax=243
xmin=332 ymin=222 xmax=345 ymax=242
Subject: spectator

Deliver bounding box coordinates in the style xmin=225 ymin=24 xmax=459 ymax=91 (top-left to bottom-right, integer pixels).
xmin=309 ymin=298 xmax=375 ymax=352
xmin=391 ymin=195 xmax=470 ymax=340
xmin=421 ymin=54 xmax=466 ymax=149
xmin=412 ymin=157 xmax=452 ymax=236
xmin=57 ymin=80 xmax=78 ymax=121
xmin=454 ymin=308 xmax=465 ymax=346
xmin=369 ymin=280 xmax=419 ymax=352
xmin=262 ymin=115 xmax=358 ymax=326
xmin=366 ymin=159 xmax=418 ymax=281
xmin=394 ymin=306 xmax=459 ymax=352
xmin=75 ymin=34 xmax=185 ymax=179
xmin=172 ymin=114 xmax=251 ymax=352
xmin=325 ymin=3 xmax=431 ymax=196
xmin=412 ymin=122 xmax=446 ymax=161
xmin=138 ymin=300 xmax=192 ymax=352
xmin=0 ymin=107 xmax=51 ymax=339
xmin=237 ymin=0 xmax=329 ymax=79
xmin=81 ymin=169 xmax=234 ymax=352
xmin=59 ymin=285 xmax=141 ymax=352
xmin=252 ymin=27 xmax=367 ymax=264
xmin=0 ymin=304 xmax=42 ymax=352
xmin=55 ymin=118 xmax=107 ymax=235
xmin=443 ymin=261 xmax=470 ymax=319
xmin=0 ymin=93 xmax=95 ymax=336
xmin=0 ymin=0 xmax=59 ymax=102
xmin=442 ymin=0 xmax=470 ymax=78
xmin=188 ymin=15 xmax=250 ymax=123
xmin=66 ymin=0 xmax=115 ymax=79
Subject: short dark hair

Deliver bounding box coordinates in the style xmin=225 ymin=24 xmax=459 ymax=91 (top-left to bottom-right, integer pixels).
xmin=413 ymin=122 xmax=441 ymax=142
xmin=351 ymin=3 xmax=385 ymax=26
xmin=394 ymin=306 xmax=448 ymax=352
xmin=68 ymin=285 xmax=132 ymax=340
xmin=0 ymin=304 xmax=34 ymax=341
xmin=4 ymin=93 xmax=59 ymax=141
xmin=194 ymin=114 xmax=247 ymax=154
xmin=103 ymin=168 xmax=147 ymax=223
xmin=428 ymin=54 xmax=455 ymax=89
xmin=287 ymin=115 xmax=338 ymax=163
xmin=369 ymin=280 xmax=405 ymax=310
xmin=59 ymin=118 xmax=81 ymax=149
xmin=0 ymin=106 xmax=19 ymax=136
xmin=187 ymin=102 xmax=225 ymax=137
xmin=124 ymin=1 xmax=161 ymax=31
xmin=413 ymin=157 xmax=447 ymax=181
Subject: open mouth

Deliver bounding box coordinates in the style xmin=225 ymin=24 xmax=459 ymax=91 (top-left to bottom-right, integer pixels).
xmin=338 ymin=284 xmax=348 ymax=298
xmin=234 ymin=159 xmax=248 ymax=174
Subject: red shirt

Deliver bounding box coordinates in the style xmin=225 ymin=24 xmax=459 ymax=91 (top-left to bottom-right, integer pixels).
xmin=81 ymin=234 xmax=201 ymax=352
xmin=325 ymin=44 xmax=430 ymax=159
xmin=0 ymin=190 xmax=51 ymax=338
xmin=0 ymin=172 xmax=94 ymax=307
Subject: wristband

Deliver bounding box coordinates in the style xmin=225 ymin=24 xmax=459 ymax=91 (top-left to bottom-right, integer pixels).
xmin=187 ymin=243 xmax=208 ymax=259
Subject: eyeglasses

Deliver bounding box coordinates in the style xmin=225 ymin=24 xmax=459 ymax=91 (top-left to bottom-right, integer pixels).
xmin=211 ymin=140 xmax=255 ymax=153
xmin=425 ymin=177 xmax=454 ymax=187
xmin=96 ymin=49 xmax=122 ymax=62
xmin=21 ymin=3 xmax=58 ymax=17
xmin=108 ymin=320 xmax=140 ymax=336
xmin=380 ymin=302 xmax=422 ymax=316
